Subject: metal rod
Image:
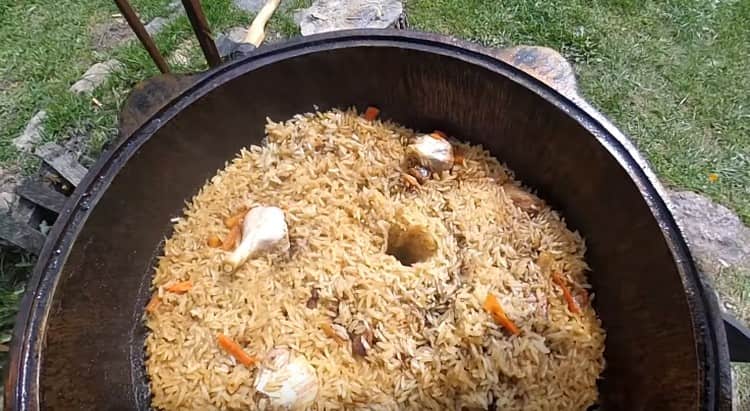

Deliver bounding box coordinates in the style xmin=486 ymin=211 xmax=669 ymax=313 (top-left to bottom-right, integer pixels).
xmin=724 ymin=312 xmax=750 ymax=362
xmin=181 ymin=0 xmax=222 ymax=67
xmin=113 ymin=0 xmax=170 ymax=73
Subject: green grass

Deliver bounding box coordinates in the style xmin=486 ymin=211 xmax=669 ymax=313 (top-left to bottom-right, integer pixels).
xmin=408 ymin=0 xmax=750 ymax=225
xmin=0 ymin=0 xmax=307 ymax=372
xmin=0 ymin=0 xmax=174 ymax=166
xmin=0 ymin=0 xmax=288 ymax=170
xmin=0 ymin=251 xmax=34 ymax=365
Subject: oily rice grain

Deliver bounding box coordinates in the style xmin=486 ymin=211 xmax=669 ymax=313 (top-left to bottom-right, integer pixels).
xmin=145 ymin=109 xmax=605 ymax=410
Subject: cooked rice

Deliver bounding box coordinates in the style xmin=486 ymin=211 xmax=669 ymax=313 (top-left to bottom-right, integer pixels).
xmin=145 ymin=109 xmax=606 ymax=410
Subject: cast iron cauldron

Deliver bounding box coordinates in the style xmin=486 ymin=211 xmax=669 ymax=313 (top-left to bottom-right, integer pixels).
xmin=4 ymin=30 xmax=736 ymax=410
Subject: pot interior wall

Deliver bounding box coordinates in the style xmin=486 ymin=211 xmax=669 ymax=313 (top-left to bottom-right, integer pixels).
xmin=40 ymin=46 xmax=699 ymax=410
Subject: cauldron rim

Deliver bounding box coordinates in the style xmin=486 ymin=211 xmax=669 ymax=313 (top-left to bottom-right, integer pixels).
xmin=4 ymin=29 xmax=731 ymax=410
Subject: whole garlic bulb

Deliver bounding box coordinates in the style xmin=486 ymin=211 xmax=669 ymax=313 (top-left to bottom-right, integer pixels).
xmin=405 ymin=133 xmax=454 ymax=173
xmin=254 ymin=348 xmax=318 ymax=411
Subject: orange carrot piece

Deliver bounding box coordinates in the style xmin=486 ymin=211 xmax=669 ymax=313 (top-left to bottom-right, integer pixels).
xmin=224 ymin=206 xmax=248 ymax=228
xmin=207 ymin=235 xmax=222 ymax=248
xmin=364 ymin=106 xmax=380 ymax=121
xmin=551 ymin=272 xmax=581 ymax=314
xmin=145 ymin=295 xmax=160 ymax=313
xmin=217 ymin=334 xmax=258 ymax=367
xmin=320 ymin=323 xmax=345 ymax=345
xmin=482 ymin=293 xmax=520 ymax=335
xmin=221 ymin=224 xmax=242 ymax=251
xmin=166 ymin=280 xmax=193 ymax=294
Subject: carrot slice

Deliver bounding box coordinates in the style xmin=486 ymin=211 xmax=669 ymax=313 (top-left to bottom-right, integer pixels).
xmin=166 ymin=280 xmax=192 ymax=293
xmin=221 ymin=224 xmax=242 ymax=251
xmin=364 ymin=106 xmax=380 ymax=121
xmin=482 ymin=293 xmax=520 ymax=335
xmin=551 ymin=272 xmax=581 ymax=314
xmin=224 ymin=206 xmax=248 ymax=228
xmin=145 ymin=295 xmax=160 ymax=313
xmin=217 ymin=334 xmax=258 ymax=367
xmin=320 ymin=323 xmax=345 ymax=345
xmin=207 ymin=235 xmax=222 ymax=248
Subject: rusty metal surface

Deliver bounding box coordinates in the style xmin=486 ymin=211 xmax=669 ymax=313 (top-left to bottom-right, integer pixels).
xmin=113 ymin=0 xmax=170 ymax=73
xmin=118 ymin=72 xmax=205 ymax=139
xmin=492 ymin=46 xmax=579 ymax=101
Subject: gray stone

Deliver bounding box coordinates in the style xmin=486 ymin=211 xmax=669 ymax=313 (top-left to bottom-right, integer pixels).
xmin=91 ymin=18 xmax=135 ymax=52
xmin=0 ymin=192 xmax=15 ymax=215
xmin=69 ymin=59 xmax=123 ymax=94
xmin=167 ymin=0 xmax=182 ymax=12
xmin=0 ymin=166 xmax=21 ymax=215
xmin=668 ymin=190 xmax=750 ymax=276
xmin=215 ymin=27 xmax=249 ymax=58
xmin=146 ymin=16 xmax=170 ymax=36
xmin=12 ymin=110 xmax=46 ymax=153
xmin=297 ymin=0 xmax=403 ymax=36
xmin=168 ymin=39 xmax=198 ymax=66
xmin=233 ymin=0 xmax=266 ymax=12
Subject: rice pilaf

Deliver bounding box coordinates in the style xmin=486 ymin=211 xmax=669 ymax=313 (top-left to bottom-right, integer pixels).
xmin=145 ymin=109 xmax=605 ymax=410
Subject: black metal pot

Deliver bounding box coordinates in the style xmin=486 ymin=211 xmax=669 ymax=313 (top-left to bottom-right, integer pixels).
xmin=4 ymin=30 xmax=736 ymax=410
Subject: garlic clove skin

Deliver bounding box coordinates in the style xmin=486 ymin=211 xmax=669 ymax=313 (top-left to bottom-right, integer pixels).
xmin=223 ymin=206 xmax=290 ymax=272
xmin=254 ymin=348 xmax=318 ymax=411
xmin=406 ymin=134 xmax=454 ymax=173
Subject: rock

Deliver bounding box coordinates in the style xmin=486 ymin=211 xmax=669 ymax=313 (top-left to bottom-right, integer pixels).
xmin=13 ymin=110 xmax=46 ymax=153
xmin=169 ymin=38 xmax=199 ymax=66
xmin=91 ymin=18 xmax=134 ymax=52
xmin=0 ymin=192 xmax=16 ymax=215
xmin=0 ymin=166 xmax=22 ymax=216
xmin=215 ymin=27 xmax=248 ymax=58
xmin=69 ymin=60 xmax=123 ymax=95
xmin=297 ymin=0 xmax=403 ymax=35
xmin=167 ymin=0 xmax=182 ymax=12
xmin=668 ymin=190 xmax=750 ymax=277
xmin=62 ymin=127 xmax=91 ymax=159
xmin=0 ymin=166 xmax=21 ymax=192
xmin=233 ymin=0 xmax=266 ymax=12
xmin=145 ymin=16 xmax=170 ymax=36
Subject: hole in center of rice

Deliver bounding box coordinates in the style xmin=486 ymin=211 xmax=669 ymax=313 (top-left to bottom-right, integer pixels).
xmin=385 ymin=223 xmax=437 ymax=266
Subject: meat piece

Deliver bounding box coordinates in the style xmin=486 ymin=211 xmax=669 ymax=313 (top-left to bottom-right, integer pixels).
xmin=401 ymin=173 xmax=421 ymax=191
xmin=350 ymin=322 xmax=374 ymax=358
xmin=502 ymin=183 xmax=544 ymax=215
xmin=223 ymin=206 xmax=290 ymax=272
xmin=406 ymin=133 xmax=454 ymax=173
xmin=351 ymin=334 xmax=370 ymax=357
xmin=306 ymin=288 xmax=320 ymax=309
